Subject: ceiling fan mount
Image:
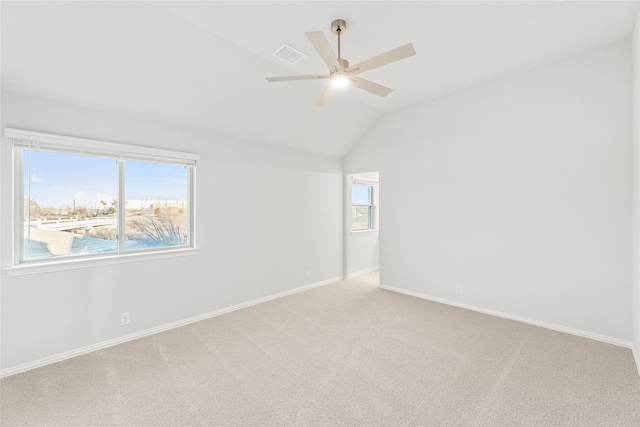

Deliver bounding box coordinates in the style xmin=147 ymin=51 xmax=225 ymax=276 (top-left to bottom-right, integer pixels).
xmin=330 ymin=19 xmax=347 ymax=35
xmin=266 ymin=18 xmax=416 ymax=107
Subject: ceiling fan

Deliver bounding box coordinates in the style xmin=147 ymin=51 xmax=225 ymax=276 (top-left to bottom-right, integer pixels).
xmin=266 ymin=19 xmax=416 ymax=107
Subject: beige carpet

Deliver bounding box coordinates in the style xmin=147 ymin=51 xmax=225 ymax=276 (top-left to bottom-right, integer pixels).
xmin=2 ymin=279 xmax=640 ymax=426
xmin=351 ymin=269 xmax=380 ymax=285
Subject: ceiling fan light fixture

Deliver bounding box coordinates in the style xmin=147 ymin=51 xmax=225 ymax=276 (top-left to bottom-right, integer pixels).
xmin=330 ymin=72 xmax=350 ymax=88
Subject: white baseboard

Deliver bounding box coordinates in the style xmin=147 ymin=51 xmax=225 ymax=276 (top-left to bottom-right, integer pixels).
xmin=379 ymin=284 xmax=633 ymax=349
xmin=633 ymin=345 xmax=640 ymax=378
xmin=1 ymin=276 xmax=343 ymax=378
xmin=347 ymin=266 xmax=380 ymax=278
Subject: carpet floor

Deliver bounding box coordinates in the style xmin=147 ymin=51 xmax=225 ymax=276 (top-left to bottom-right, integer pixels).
xmin=2 ymin=277 xmax=640 ymax=426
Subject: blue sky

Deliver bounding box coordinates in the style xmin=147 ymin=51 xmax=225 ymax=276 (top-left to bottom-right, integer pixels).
xmin=25 ymin=151 xmax=187 ymax=208
xmin=352 ymin=184 xmax=372 ymax=204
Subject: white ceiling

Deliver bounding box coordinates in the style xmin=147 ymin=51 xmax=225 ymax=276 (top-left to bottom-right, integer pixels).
xmin=2 ymin=1 xmax=638 ymax=157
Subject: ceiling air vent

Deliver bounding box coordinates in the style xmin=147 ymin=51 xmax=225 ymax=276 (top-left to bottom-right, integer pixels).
xmin=272 ymin=44 xmax=306 ymax=65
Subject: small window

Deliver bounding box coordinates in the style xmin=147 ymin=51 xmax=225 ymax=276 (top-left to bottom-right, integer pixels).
xmin=352 ymin=184 xmax=374 ymax=231
xmin=8 ymin=128 xmax=199 ymax=272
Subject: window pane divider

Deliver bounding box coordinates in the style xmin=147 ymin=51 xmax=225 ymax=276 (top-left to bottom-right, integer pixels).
xmin=117 ymin=159 xmax=126 ymax=253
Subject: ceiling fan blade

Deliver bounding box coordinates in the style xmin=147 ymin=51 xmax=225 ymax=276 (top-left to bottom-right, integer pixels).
xmin=350 ymin=76 xmax=393 ymax=97
xmin=306 ymin=31 xmax=342 ymax=71
xmin=266 ymin=75 xmax=329 ymax=82
xmin=346 ymin=43 xmax=416 ymax=76
xmin=314 ymin=85 xmax=333 ymax=107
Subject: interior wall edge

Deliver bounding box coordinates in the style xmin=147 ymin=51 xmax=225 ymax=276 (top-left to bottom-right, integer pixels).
xmin=379 ymin=284 xmax=633 ymax=350
xmin=631 ymin=3 xmax=640 ymax=378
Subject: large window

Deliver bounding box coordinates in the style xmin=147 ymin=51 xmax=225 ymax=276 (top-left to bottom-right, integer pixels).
xmin=352 ymin=183 xmax=375 ymax=231
xmin=8 ymin=128 xmax=199 ymax=273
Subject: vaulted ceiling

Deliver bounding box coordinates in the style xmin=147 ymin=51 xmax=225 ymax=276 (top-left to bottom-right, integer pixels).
xmin=2 ymin=1 xmax=638 ymax=157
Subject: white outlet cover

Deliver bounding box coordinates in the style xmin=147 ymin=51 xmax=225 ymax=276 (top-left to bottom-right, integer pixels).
xmin=121 ymin=312 xmax=130 ymax=325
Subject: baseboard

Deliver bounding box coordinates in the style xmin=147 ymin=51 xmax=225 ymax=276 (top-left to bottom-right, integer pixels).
xmin=633 ymin=345 xmax=640 ymax=378
xmin=379 ymin=284 xmax=633 ymax=349
xmin=1 ymin=276 xmax=343 ymax=378
xmin=347 ymin=266 xmax=380 ymax=278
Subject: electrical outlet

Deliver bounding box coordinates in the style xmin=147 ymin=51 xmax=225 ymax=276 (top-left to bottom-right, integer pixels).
xmin=305 ymin=271 xmax=311 ymax=280
xmin=121 ymin=312 xmax=130 ymax=326
xmin=456 ymin=286 xmax=463 ymax=295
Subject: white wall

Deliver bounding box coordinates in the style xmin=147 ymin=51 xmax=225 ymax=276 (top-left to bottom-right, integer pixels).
xmin=346 ymin=172 xmax=380 ymax=276
xmin=632 ymin=9 xmax=640 ymax=375
xmin=345 ymin=40 xmax=632 ymax=344
xmin=0 ymin=91 xmax=344 ymax=372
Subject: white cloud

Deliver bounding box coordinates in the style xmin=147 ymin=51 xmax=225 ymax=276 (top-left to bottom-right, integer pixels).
xmin=74 ymin=191 xmax=88 ymax=200
xmin=31 ymin=172 xmax=42 ymax=183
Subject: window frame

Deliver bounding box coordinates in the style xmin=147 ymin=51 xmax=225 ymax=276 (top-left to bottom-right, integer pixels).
xmin=5 ymin=128 xmax=200 ymax=276
xmin=351 ymin=180 xmax=377 ymax=233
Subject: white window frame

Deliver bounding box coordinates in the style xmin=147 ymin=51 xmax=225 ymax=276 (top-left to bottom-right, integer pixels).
xmin=351 ymin=179 xmax=378 ymax=233
xmin=5 ymin=128 xmax=200 ymax=276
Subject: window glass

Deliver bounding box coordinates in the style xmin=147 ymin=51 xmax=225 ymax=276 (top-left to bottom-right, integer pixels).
xmin=23 ymin=151 xmax=118 ymax=260
xmin=352 ymin=205 xmax=372 ymax=231
xmin=351 ymin=183 xmax=376 ymax=231
xmin=124 ymin=161 xmax=189 ymax=250
xmin=352 ymin=185 xmax=372 ymax=204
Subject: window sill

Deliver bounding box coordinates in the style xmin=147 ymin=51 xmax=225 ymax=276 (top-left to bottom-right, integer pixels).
xmin=4 ymin=247 xmax=199 ymax=277
xmin=351 ymin=229 xmax=379 ymax=236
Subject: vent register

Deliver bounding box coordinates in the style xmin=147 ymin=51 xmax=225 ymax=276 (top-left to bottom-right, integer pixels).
xmin=272 ymin=43 xmax=307 ymax=65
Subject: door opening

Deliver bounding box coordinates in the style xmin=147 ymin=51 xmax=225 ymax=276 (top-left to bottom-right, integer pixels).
xmin=345 ymin=171 xmax=380 ymax=286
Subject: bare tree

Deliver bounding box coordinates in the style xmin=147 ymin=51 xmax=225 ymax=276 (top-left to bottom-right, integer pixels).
xmin=24 ymin=197 xmax=39 ymax=218
xmin=76 ymin=205 xmax=89 ymax=219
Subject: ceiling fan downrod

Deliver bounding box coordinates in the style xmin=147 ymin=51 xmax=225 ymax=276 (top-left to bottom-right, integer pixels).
xmin=331 ymin=19 xmax=349 ymax=69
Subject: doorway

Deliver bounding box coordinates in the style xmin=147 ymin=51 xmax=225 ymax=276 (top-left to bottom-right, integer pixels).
xmin=345 ymin=171 xmax=380 ymax=285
